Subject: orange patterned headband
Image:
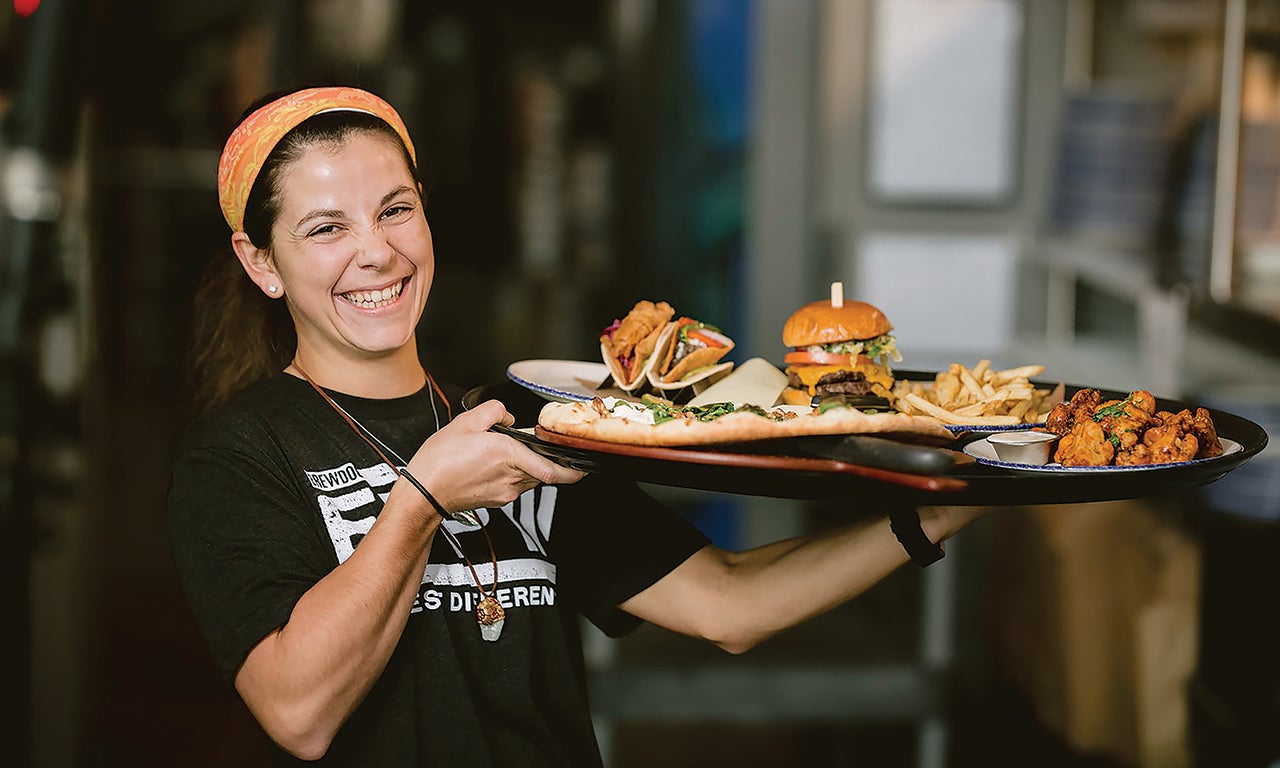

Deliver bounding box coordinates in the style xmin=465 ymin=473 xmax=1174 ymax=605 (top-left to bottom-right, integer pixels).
xmin=217 ymin=86 xmax=417 ymax=232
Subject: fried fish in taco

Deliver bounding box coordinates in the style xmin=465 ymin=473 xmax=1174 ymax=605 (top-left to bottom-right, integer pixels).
xmin=599 ymin=300 xmax=675 ymax=391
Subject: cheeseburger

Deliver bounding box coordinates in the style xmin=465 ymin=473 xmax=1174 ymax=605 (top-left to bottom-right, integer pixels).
xmin=780 ymin=288 xmax=901 ymax=407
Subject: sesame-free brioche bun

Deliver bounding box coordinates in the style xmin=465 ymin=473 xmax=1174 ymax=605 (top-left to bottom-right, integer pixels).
xmin=782 ymin=300 xmax=892 ymax=348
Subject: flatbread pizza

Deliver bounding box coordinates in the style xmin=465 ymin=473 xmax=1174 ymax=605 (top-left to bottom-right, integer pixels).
xmin=537 ymin=396 xmax=955 ymax=447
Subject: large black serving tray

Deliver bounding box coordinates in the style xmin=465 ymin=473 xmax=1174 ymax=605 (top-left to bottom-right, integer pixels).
xmin=463 ymin=374 xmax=1269 ymax=509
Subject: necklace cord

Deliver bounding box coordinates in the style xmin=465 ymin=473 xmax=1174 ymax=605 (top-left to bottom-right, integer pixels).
xmin=290 ymin=363 xmax=498 ymax=597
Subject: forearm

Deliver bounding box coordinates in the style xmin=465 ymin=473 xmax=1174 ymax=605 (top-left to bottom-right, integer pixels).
xmin=625 ymin=506 xmax=982 ymax=654
xmin=235 ymin=484 xmax=438 ymax=758
xmin=712 ymin=516 xmax=907 ymax=651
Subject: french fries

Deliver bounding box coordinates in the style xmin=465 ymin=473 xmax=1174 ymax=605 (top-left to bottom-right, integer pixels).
xmin=892 ymin=360 xmax=1064 ymax=427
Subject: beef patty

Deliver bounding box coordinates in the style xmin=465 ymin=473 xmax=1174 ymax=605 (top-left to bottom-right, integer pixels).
xmin=786 ymin=369 xmax=873 ymax=397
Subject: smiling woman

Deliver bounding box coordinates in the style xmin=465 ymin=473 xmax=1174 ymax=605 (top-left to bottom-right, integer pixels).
xmin=167 ymin=85 xmax=987 ymax=767
xmin=191 ymin=90 xmax=430 ymax=409
xmin=233 ymin=130 xmax=434 ymax=392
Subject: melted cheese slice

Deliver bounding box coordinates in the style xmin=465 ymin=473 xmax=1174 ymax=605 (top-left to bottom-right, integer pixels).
xmin=786 ymin=363 xmax=894 ymax=396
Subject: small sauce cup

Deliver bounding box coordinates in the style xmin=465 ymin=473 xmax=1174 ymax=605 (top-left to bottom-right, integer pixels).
xmin=987 ymin=430 xmax=1059 ymax=465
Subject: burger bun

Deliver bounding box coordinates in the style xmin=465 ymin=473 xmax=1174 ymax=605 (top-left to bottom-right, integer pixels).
xmin=782 ymin=300 xmax=892 ymax=347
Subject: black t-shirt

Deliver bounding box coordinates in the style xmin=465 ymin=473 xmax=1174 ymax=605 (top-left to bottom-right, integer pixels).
xmin=167 ymin=373 xmax=709 ymax=766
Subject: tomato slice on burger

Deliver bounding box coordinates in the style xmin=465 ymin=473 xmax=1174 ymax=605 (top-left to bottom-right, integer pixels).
xmin=784 ymin=350 xmax=848 ymax=366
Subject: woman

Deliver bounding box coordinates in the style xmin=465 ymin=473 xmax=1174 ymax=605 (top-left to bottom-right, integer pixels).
xmin=168 ymin=86 xmax=982 ymax=766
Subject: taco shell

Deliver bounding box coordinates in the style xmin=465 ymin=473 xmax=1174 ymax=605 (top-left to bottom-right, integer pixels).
xmin=601 ymin=318 xmax=675 ymax=391
xmin=647 ymin=359 xmax=735 ymax=392
xmin=649 ymin=318 xmax=735 ymax=388
xmin=661 ymin=345 xmax=733 ymax=383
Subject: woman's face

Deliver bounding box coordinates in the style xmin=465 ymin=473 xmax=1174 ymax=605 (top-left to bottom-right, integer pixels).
xmin=268 ymin=132 xmax=433 ymax=367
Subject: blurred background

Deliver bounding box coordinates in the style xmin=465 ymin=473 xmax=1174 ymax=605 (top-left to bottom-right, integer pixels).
xmin=2 ymin=0 xmax=1280 ymax=766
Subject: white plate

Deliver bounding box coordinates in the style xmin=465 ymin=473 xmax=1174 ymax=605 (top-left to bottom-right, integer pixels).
xmin=963 ymin=436 xmax=1243 ymax=472
xmin=507 ymin=359 xmax=612 ymax=403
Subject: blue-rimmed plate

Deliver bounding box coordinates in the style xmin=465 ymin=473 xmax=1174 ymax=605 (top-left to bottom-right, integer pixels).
xmin=964 ymin=436 xmax=1244 ymax=472
xmin=506 ymin=359 xmax=613 ymax=403
xmin=943 ymin=421 xmax=1048 ymax=434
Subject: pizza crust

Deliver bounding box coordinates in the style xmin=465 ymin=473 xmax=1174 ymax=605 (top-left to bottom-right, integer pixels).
xmin=537 ymin=399 xmax=955 ymax=446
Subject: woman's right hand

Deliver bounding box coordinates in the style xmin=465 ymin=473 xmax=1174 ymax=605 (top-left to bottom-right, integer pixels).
xmin=403 ymin=399 xmax=585 ymax=515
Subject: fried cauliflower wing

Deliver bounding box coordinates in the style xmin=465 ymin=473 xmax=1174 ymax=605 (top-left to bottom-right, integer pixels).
xmin=1055 ymin=419 xmax=1116 ymax=467
xmin=1046 ymin=388 xmax=1102 ymax=436
xmin=1129 ymin=390 xmax=1157 ymax=415
xmin=1192 ymin=407 xmax=1223 ymax=458
xmin=1093 ymin=393 xmax=1158 ymax=451
xmin=1143 ymin=425 xmax=1200 ymax=463
xmin=1041 ymin=388 xmax=1222 ymax=467
xmin=1116 ymin=443 xmax=1154 ymax=466
xmin=1157 ymin=409 xmax=1194 ymax=431
xmin=1045 ymin=402 xmax=1072 ymax=436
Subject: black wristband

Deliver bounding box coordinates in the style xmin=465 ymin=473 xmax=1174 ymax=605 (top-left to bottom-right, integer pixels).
xmin=889 ymin=507 xmax=945 ymax=567
xmin=398 ymin=467 xmax=481 ymax=526
xmin=398 ymin=468 xmax=447 ymax=514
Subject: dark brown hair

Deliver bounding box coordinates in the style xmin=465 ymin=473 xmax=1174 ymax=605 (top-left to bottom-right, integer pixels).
xmin=188 ymin=98 xmax=420 ymax=414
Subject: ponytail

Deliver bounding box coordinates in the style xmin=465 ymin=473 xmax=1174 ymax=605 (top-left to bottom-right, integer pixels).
xmin=187 ymin=251 xmax=295 ymax=415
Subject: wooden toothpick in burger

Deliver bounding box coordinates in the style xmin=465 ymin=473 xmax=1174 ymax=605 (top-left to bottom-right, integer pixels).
xmin=778 ymin=282 xmax=902 ymax=407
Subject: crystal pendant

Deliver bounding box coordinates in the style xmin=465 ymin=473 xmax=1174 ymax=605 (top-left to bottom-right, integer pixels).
xmin=476 ymin=595 xmax=505 ymax=642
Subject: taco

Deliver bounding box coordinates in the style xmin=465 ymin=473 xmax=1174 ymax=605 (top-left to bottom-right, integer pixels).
xmin=599 ymin=300 xmax=676 ymax=391
xmin=648 ymin=316 xmax=735 ymax=390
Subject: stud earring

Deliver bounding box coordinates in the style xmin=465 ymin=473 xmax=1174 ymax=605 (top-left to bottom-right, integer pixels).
xmin=268 ymin=285 xmax=279 ymax=294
